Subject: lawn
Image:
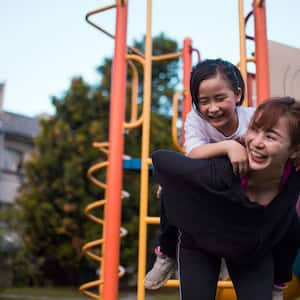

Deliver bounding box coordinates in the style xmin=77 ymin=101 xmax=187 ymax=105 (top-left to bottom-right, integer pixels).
xmin=1 ymin=288 xmax=299 ymax=300
xmin=0 ymin=287 xmax=179 ymax=300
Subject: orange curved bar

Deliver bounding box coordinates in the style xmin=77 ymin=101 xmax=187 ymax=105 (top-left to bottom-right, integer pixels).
xmin=127 ymin=60 xmax=139 ymax=123
xmin=102 ymin=1 xmax=128 ymax=300
xmin=253 ymin=0 xmax=270 ymax=104
xmin=151 ymin=52 xmax=181 ymax=62
xmin=86 ymin=4 xmax=116 ymax=40
xmin=85 ymin=3 xmax=143 ymax=58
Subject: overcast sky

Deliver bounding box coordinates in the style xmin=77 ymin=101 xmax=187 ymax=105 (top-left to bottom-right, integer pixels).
xmin=1 ymin=0 xmax=300 ymax=117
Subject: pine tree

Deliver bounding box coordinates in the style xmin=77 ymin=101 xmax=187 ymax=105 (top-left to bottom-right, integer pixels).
xmin=17 ymin=33 xmax=180 ymax=285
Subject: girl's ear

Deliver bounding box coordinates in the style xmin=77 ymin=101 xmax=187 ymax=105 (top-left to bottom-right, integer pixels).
xmin=235 ymin=87 xmax=242 ymax=104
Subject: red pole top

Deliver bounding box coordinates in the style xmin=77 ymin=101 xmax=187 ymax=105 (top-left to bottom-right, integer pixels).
xmin=254 ymin=0 xmax=270 ymax=105
xmin=181 ymin=38 xmax=193 ymax=147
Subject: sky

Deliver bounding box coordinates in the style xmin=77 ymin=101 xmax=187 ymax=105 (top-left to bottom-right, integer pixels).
xmin=1 ymin=0 xmax=300 ymax=117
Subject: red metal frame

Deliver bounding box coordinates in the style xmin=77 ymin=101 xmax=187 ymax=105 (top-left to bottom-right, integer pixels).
xmin=253 ymin=0 xmax=270 ymax=104
xmin=181 ymin=38 xmax=193 ymax=146
xmin=102 ymin=1 xmax=128 ymax=300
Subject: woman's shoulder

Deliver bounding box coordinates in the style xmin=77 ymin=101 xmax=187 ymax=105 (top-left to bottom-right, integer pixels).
xmin=151 ymin=150 xmax=234 ymax=189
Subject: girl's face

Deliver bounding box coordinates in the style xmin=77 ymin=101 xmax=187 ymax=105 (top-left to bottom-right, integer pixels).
xmin=197 ymin=73 xmax=241 ymax=136
xmin=245 ymin=116 xmax=293 ymax=172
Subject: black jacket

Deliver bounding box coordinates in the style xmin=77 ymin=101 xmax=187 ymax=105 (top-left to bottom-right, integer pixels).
xmin=152 ymin=150 xmax=300 ymax=264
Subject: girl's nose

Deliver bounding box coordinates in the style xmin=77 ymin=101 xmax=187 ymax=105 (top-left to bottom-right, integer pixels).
xmin=208 ymin=102 xmax=219 ymax=113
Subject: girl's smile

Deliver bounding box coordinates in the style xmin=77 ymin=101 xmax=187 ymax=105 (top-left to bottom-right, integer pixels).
xmin=197 ymin=73 xmax=241 ymax=136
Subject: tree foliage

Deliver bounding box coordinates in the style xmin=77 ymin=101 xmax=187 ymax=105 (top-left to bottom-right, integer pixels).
xmin=17 ymin=33 xmax=179 ymax=285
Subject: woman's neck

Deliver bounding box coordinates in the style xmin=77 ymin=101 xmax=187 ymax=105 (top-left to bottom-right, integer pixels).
xmin=246 ymin=166 xmax=284 ymax=205
xmin=247 ymin=170 xmax=282 ymax=189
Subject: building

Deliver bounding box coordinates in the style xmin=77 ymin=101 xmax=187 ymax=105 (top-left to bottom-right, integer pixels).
xmin=0 ymin=83 xmax=40 ymax=209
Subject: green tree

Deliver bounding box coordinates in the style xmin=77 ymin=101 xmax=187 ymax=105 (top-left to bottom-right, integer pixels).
xmin=17 ymin=33 xmax=179 ymax=286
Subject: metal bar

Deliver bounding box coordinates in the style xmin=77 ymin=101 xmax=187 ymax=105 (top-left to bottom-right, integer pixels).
xmin=137 ymin=1 xmax=153 ymax=299
xmin=172 ymin=91 xmax=185 ymax=152
xmin=253 ymin=0 xmax=270 ymax=104
xmin=145 ymin=216 xmax=160 ymax=224
xmin=238 ymin=0 xmax=248 ymax=106
xmin=102 ymin=1 xmax=128 ymax=299
xmin=85 ymin=3 xmax=144 ymax=57
xmin=151 ymin=52 xmax=181 ymax=61
xmin=181 ymin=38 xmax=193 ymax=147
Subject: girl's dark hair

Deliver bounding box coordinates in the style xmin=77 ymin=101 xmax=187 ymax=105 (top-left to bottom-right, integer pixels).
xmin=250 ymin=96 xmax=300 ymax=147
xmin=190 ymin=58 xmax=245 ymax=111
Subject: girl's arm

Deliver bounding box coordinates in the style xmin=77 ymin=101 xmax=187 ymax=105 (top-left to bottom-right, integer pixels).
xmin=188 ymin=140 xmax=249 ymax=176
xmin=184 ymin=110 xmax=249 ymax=176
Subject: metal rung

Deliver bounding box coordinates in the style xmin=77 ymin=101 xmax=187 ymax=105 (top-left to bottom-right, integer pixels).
xmin=164 ymin=279 xmax=234 ymax=288
xmin=144 ymin=216 xmax=160 ymax=224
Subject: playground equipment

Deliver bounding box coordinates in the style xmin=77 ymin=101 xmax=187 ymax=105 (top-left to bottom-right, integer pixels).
xmin=80 ymin=1 xmax=300 ymax=300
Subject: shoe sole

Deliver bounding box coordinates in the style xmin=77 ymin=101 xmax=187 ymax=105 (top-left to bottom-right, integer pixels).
xmin=144 ymin=267 xmax=176 ymax=290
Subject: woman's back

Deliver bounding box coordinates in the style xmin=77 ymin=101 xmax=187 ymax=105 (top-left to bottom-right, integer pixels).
xmin=152 ymin=150 xmax=300 ymax=263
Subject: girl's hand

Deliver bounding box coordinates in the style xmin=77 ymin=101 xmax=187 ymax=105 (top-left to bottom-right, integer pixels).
xmin=226 ymin=140 xmax=249 ymax=176
xmin=156 ymin=185 xmax=162 ymax=199
xmin=290 ymin=145 xmax=300 ymax=172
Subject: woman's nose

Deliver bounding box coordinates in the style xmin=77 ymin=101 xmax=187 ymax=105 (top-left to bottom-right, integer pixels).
xmin=252 ymin=133 xmax=265 ymax=147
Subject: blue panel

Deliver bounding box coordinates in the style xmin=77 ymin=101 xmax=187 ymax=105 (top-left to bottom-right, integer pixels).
xmin=123 ymin=158 xmax=153 ymax=171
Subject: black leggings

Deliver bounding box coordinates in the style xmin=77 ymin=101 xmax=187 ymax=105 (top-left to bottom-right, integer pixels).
xmin=158 ymin=191 xmax=178 ymax=259
xmin=178 ymin=246 xmax=274 ymax=300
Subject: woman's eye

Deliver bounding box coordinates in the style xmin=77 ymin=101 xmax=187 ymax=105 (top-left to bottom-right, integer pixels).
xmin=249 ymin=126 xmax=259 ymax=133
xmin=215 ymin=96 xmax=226 ymax=102
xmin=266 ymin=134 xmax=276 ymax=140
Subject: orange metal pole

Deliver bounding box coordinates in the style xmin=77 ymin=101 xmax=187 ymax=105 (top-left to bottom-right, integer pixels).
xmin=253 ymin=0 xmax=270 ymax=104
xmin=102 ymin=1 xmax=128 ymax=300
xmin=181 ymin=38 xmax=192 ymax=147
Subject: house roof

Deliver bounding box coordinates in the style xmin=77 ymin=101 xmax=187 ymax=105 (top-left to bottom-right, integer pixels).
xmin=0 ymin=111 xmax=40 ymax=139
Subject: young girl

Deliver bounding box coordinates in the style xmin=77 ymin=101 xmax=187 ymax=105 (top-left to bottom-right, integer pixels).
xmin=145 ymin=59 xmax=255 ymax=288
xmin=152 ymin=97 xmax=300 ymax=300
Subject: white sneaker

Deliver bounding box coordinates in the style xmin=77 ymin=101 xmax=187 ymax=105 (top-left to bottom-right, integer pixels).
xmin=272 ymin=289 xmax=283 ymax=300
xmin=144 ymin=254 xmax=177 ymax=290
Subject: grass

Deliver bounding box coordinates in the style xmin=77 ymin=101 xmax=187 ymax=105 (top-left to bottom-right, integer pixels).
xmin=0 ymin=287 xmax=85 ymax=298
xmin=0 ymin=287 xmax=180 ymax=300
xmin=5 ymin=288 xmax=300 ymax=300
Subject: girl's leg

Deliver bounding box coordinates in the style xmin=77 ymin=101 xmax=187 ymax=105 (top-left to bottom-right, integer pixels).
xmin=227 ymin=254 xmax=273 ymax=300
xmin=158 ymin=191 xmax=178 ymax=258
xmin=178 ymin=246 xmax=221 ymax=300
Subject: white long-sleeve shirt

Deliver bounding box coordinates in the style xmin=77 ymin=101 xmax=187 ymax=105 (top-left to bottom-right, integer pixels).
xmin=184 ymin=106 xmax=255 ymax=155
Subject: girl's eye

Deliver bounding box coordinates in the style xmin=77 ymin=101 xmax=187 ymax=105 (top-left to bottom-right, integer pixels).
xmin=215 ymin=96 xmax=226 ymax=102
xmin=198 ymin=98 xmax=209 ymax=105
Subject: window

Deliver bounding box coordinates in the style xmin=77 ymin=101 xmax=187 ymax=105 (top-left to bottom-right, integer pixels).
xmin=3 ymin=148 xmax=23 ymax=173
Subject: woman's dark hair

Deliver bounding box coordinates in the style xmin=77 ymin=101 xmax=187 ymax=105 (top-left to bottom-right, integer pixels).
xmin=190 ymin=58 xmax=245 ymax=111
xmin=250 ymin=96 xmax=300 ymax=147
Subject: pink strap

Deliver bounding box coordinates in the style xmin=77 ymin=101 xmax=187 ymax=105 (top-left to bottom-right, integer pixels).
xmin=241 ymin=162 xmax=293 ymax=207
xmin=280 ymin=162 xmax=292 ymax=189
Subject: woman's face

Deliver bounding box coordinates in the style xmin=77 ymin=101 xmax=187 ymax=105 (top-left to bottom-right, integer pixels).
xmin=245 ymin=116 xmax=293 ymax=171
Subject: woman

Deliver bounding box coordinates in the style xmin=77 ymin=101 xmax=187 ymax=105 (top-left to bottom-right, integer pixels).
xmin=152 ymin=97 xmax=300 ymax=300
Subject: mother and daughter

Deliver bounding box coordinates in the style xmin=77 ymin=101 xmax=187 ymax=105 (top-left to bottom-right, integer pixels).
xmin=145 ymin=59 xmax=300 ymax=299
